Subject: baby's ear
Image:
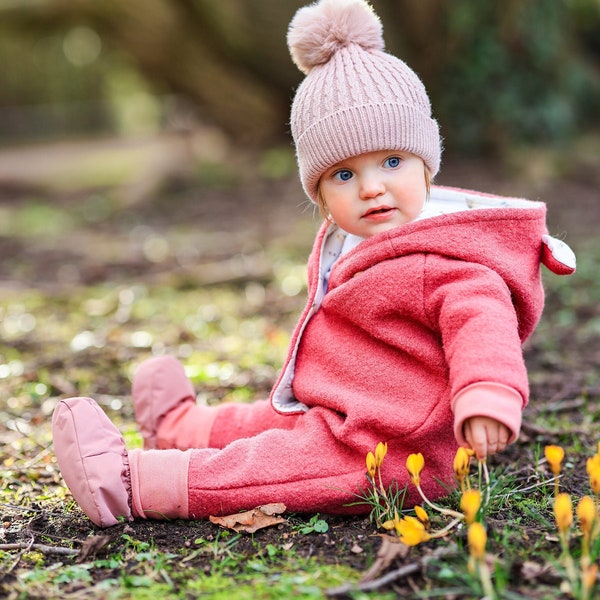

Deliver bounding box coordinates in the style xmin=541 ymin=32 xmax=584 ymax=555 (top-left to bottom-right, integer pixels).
xmin=541 ymin=234 xmax=576 ymax=275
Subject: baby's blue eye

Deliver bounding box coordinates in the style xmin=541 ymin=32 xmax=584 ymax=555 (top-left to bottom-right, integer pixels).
xmin=333 ymin=169 xmax=353 ymax=182
xmin=384 ymin=156 xmax=401 ymax=168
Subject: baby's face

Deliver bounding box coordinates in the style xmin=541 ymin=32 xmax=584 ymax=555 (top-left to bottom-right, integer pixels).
xmin=319 ymin=150 xmax=427 ymax=238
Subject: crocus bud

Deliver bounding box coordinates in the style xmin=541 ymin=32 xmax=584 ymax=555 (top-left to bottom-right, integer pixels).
xmin=406 ymin=453 xmax=425 ymax=487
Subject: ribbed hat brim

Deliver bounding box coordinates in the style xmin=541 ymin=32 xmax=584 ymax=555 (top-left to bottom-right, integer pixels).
xmin=296 ymin=102 xmax=441 ymax=201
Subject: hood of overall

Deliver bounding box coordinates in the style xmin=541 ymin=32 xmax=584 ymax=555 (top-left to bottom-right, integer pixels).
xmin=326 ymin=185 xmax=575 ymax=341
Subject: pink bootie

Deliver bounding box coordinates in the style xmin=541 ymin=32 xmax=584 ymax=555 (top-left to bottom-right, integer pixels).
xmin=52 ymin=397 xmax=133 ymax=528
xmin=132 ymin=356 xmax=196 ymax=449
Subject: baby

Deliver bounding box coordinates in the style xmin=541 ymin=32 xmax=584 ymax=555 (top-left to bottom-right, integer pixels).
xmin=52 ymin=0 xmax=575 ymax=527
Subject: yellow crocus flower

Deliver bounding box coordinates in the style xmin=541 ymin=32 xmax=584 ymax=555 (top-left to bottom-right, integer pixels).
xmin=406 ymin=453 xmax=425 ymax=487
xmin=365 ymin=451 xmax=377 ymax=479
xmin=577 ymin=495 xmax=597 ymax=537
xmin=587 ymin=457 xmax=600 ymax=495
xmin=453 ymin=447 xmax=473 ymax=492
xmin=544 ymin=445 xmax=565 ymax=476
xmin=414 ymin=505 xmax=430 ymax=529
xmin=586 ymin=453 xmax=600 ymax=475
xmin=375 ymin=442 xmax=388 ymax=468
xmin=467 ymin=522 xmax=487 ymax=560
xmin=382 ymin=510 xmax=402 ymax=534
xmin=460 ymin=489 xmax=482 ymax=525
xmin=396 ymin=516 xmax=431 ymax=546
xmin=453 ymin=447 xmax=473 ymax=479
xmin=554 ymin=493 xmax=573 ymax=534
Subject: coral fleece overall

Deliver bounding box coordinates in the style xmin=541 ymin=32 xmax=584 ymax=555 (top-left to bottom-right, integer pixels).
xmin=52 ymin=187 xmax=575 ymax=525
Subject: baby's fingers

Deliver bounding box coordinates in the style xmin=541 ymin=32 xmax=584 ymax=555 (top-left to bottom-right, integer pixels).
xmin=463 ymin=421 xmax=488 ymax=461
xmin=464 ymin=419 xmax=511 ymax=460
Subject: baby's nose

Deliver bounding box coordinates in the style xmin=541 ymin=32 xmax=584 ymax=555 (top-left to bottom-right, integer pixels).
xmin=359 ymin=176 xmax=385 ymax=199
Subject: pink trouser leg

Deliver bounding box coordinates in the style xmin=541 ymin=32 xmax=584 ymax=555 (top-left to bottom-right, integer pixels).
xmin=126 ymin=405 xmax=456 ymax=520
xmin=132 ymin=356 xmax=298 ymax=451
xmin=156 ymin=402 xmax=218 ymax=450
xmin=207 ymin=399 xmax=301 ymax=448
xmin=129 ymin=448 xmax=192 ymax=520
xmin=186 ymin=409 xmax=365 ymax=519
xmin=184 ymin=406 xmax=454 ymax=519
xmin=153 ymin=396 xmax=298 ymax=451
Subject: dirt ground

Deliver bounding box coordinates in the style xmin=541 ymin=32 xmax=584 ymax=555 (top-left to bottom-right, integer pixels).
xmin=1 ymin=137 xmax=599 ymax=597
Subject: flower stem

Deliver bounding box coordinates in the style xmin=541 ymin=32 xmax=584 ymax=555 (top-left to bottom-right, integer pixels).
xmin=480 ymin=459 xmax=491 ymax=506
xmin=430 ymin=516 xmax=463 ymax=538
xmin=559 ymin=531 xmax=579 ymax=592
xmin=416 ymin=484 xmax=463 ymax=519
xmin=477 ymin=559 xmax=496 ymax=600
xmin=377 ymin=468 xmax=389 ymax=502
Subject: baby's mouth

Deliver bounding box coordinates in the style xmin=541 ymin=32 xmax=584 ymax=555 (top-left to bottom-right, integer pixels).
xmin=363 ymin=206 xmax=394 ymax=218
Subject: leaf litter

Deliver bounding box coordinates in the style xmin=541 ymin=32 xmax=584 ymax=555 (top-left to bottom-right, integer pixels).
xmin=209 ymin=503 xmax=287 ymax=534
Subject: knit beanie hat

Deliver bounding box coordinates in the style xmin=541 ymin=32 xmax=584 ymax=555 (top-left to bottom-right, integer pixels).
xmin=288 ymin=0 xmax=441 ymax=203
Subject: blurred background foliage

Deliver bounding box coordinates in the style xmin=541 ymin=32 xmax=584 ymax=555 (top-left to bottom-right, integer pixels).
xmin=0 ymin=0 xmax=599 ymax=157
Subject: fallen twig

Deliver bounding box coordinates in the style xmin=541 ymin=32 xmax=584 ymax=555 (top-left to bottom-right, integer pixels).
xmin=3 ymin=532 xmax=34 ymax=576
xmin=0 ymin=503 xmax=45 ymax=514
xmin=328 ymin=562 xmax=420 ymax=596
xmin=1 ymin=513 xmax=80 ymax=571
xmin=326 ymin=545 xmax=456 ymax=596
xmin=0 ymin=542 xmax=78 ymax=556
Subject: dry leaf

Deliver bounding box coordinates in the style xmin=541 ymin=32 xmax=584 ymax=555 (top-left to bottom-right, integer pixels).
xmin=209 ymin=503 xmax=286 ymax=534
xmin=256 ymin=502 xmax=286 ymax=516
xmin=77 ymin=535 xmax=110 ymax=562
xmin=350 ymin=543 xmax=363 ymax=554
xmin=360 ymin=534 xmax=410 ymax=583
xmin=520 ymin=560 xmax=561 ymax=584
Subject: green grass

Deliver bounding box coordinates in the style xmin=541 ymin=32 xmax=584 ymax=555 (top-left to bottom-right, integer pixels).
xmin=6 ymin=534 xmax=370 ymax=600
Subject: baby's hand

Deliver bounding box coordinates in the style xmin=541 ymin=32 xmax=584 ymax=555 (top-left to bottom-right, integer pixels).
xmin=463 ymin=416 xmax=510 ymax=461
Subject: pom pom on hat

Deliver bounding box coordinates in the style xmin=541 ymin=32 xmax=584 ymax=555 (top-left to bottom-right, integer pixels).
xmin=288 ymin=0 xmax=384 ymax=75
xmin=288 ymin=0 xmax=442 ymax=203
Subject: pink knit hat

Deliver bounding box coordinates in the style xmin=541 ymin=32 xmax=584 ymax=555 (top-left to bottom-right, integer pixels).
xmin=288 ymin=0 xmax=441 ymax=203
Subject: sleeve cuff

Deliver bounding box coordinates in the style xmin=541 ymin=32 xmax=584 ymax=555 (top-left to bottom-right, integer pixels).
xmin=452 ymin=382 xmax=524 ymax=447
